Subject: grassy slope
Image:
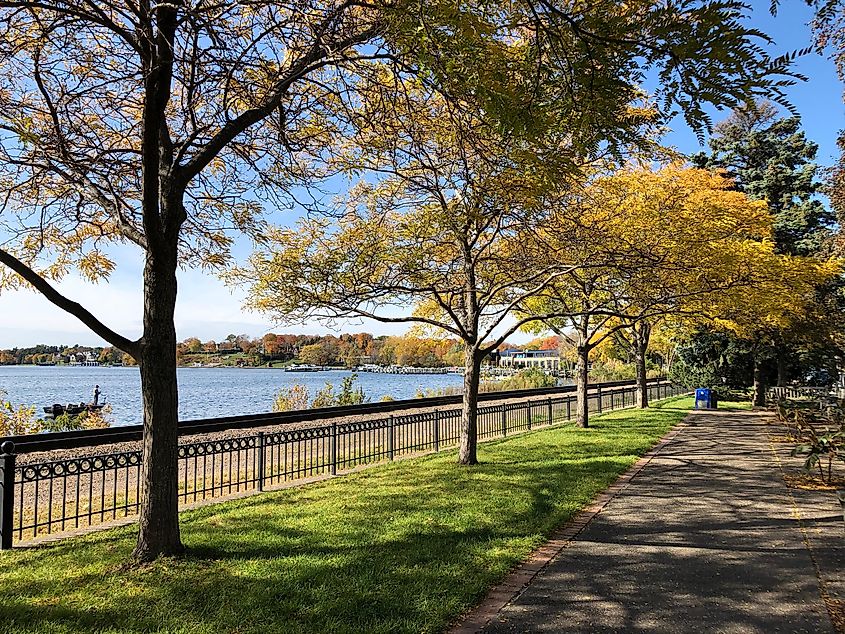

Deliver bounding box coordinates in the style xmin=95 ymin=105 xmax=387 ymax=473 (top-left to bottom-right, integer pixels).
xmin=0 ymin=397 xmax=696 ymax=634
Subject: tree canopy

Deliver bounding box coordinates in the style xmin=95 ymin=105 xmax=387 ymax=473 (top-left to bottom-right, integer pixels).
xmin=0 ymin=0 xmax=807 ymax=559
xmin=687 ymin=104 xmax=843 ymax=396
xmin=520 ymin=165 xmax=798 ymax=426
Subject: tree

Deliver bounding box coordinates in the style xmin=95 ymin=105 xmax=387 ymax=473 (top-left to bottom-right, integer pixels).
xmin=239 ymin=0 xmax=811 ymax=459
xmin=668 ymin=330 xmax=755 ymax=389
xmin=693 ymin=101 xmax=834 ymax=256
xmin=98 ymin=347 xmax=124 ymax=365
xmin=299 ymin=339 xmax=340 ymax=366
xmin=236 ymin=335 xmax=258 ymax=357
xmin=0 ymin=0 xmax=800 ymax=557
xmin=238 ymin=84 xmax=579 ymax=464
xmin=181 ymin=338 xmax=201 ymax=355
xmin=686 ymin=253 xmax=841 ymax=405
xmin=521 ymin=166 xmax=780 ymax=426
xmin=692 ymin=103 xmax=843 ymax=388
xmin=0 ymin=0 xmax=396 ymax=562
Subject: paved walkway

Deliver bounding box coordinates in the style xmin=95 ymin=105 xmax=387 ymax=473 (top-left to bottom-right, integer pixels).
xmin=479 ymin=409 xmax=837 ymax=633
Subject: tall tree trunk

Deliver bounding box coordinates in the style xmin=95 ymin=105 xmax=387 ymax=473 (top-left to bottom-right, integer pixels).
xmin=635 ymin=340 xmax=648 ymax=409
xmin=458 ymin=346 xmax=482 ymax=465
xmin=634 ymin=322 xmax=651 ymax=409
xmin=576 ymin=345 xmax=589 ymax=428
xmin=132 ymin=250 xmax=183 ymax=562
xmin=752 ymin=353 xmax=766 ymax=407
xmin=776 ymin=349 xmax=787 ymax=387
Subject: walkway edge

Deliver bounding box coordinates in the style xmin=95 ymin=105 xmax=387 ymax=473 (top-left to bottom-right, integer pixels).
xmin=447 ymin=413 xmax=691 ymax=634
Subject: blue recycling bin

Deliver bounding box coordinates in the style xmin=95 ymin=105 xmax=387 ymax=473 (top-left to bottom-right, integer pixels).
xmin=694 ymin=388 xmax=717 ymax=409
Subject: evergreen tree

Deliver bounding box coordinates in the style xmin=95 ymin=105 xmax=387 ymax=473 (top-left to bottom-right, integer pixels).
xmin=693 ymin=101 xmax=835 ymax=256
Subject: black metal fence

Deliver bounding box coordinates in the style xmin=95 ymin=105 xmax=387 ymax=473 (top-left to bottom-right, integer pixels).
xmin=0 ymin=381 xmax=685 ymax=547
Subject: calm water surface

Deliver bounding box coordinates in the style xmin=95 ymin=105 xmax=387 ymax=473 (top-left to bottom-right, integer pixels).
xmin=0 ymin=366 xmax=466 ymax=426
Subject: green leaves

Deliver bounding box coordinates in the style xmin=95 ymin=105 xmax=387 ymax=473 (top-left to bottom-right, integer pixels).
xmin=694 ymin=102 xmax=834 ymax=257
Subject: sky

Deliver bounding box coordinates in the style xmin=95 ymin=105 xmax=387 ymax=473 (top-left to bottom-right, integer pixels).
xmin=0 ymin=0 xmax=843 ymax=349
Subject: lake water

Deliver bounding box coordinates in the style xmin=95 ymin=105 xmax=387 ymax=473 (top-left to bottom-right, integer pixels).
xmin=0 ymin=366 xmax=466 ymax=427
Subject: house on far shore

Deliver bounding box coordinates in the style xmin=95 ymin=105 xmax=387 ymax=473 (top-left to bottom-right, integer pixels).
xmin=69 ymin=351 xmax=100 ymax=367
xmin=498 ymin=349 xmax=560 ymax=371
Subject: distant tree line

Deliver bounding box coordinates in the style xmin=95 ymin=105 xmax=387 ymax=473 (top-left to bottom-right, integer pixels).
xmin=0 ymin=344 xmax=125 ymax=366
xmin=178 ymin=332 xmax=467 ymax=368
xmin=2 ymin=332 xmax=574 ymax=369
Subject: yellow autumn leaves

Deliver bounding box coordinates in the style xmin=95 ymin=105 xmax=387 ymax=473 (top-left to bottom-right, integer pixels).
xmin=241 ymin=162 xmax=841 ymax=348
xmin=527 ymin=164 xmax=839 ymax=340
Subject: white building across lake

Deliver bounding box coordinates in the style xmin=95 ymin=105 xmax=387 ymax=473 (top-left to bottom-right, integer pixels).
xmin=498 ymin=349 xmax=560 ymax=371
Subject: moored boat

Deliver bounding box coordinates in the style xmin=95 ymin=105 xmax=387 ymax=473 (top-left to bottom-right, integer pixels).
xmin=42 ymin=403 xmax=106 ymax=418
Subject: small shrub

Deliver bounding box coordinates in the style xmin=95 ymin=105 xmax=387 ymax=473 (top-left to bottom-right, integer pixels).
xmin=309 ymin=375 xmax=368 ymax=409
xmin=479 ymin=368 xmax=557 ymax=393
xmin=41 ymin=405 xmax=114 ymax=432
xmin=80 ymin=407 xmax=112 ymax=430
xmin=335 ymin=374 xmax=366 ymax=406
xmin=272 ymin=384 xmax=311 ymax=412
xmin=588 ymin=359 xmax=636 ymax=382
xmin=791 ymin=425 xmax=844 ymax=484
xmin=311 ymin=383 xmax=336 ymax=409
xmin=0 ymin=390 xmax=113 ymax=435
xmin=780 ymin=400 xmax=845 ymax=484
xmin=415 ymin=386 xmax=462 ymax=398
xmin=0 ymin=398 xmax=42 ymax=435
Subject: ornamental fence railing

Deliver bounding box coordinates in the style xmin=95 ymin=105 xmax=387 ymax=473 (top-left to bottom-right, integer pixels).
xmin=0 ymin=380 xmax=685 ymax=548
xmin=767 ymin=385 xmax=845 ymax=401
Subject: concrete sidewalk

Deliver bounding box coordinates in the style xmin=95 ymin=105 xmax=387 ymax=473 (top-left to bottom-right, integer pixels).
xmin=481 ymin=409 xmax=836 ymax=633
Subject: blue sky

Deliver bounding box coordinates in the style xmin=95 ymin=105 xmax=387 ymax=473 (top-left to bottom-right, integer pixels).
xmin=1 ymin=0 xmax=842 ymax=349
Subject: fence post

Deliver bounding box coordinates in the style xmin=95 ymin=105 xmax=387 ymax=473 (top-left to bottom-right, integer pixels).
xmin=547 ymin=397 xmax=553 ymax=425
xmin=257 ymin=433 xmax=265 ymax=492
xmin=388 ymin=415 xmax=395 ymax=460
xmin=0 ymin=441 xmax=15 ymax=550
xmin=566 ymin=397 xmax=571 ymax=421
xmin=597 ymin=385 xmax=603 ymax=414
xmin=330 ymin=422 xmax=337 ymax=476
xmin=527 ymin=400 xmax=532 ymax=431
xmin=434 ymin=410 xmax=440 ymax=453
xmin=501 ymin=403 xmax=507 ymax=437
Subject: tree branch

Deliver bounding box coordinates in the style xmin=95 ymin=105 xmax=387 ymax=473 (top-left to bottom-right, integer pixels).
xmin=0 ymin=248 xmax=141 ymax=356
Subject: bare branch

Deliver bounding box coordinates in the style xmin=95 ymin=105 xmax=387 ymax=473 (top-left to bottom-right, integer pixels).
xmin=0 ymin=248 xmax=140 ymax=355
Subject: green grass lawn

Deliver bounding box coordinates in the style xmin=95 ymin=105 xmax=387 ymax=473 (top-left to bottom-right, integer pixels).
xmin=0 ymin=397 xmax=695 ymax=634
